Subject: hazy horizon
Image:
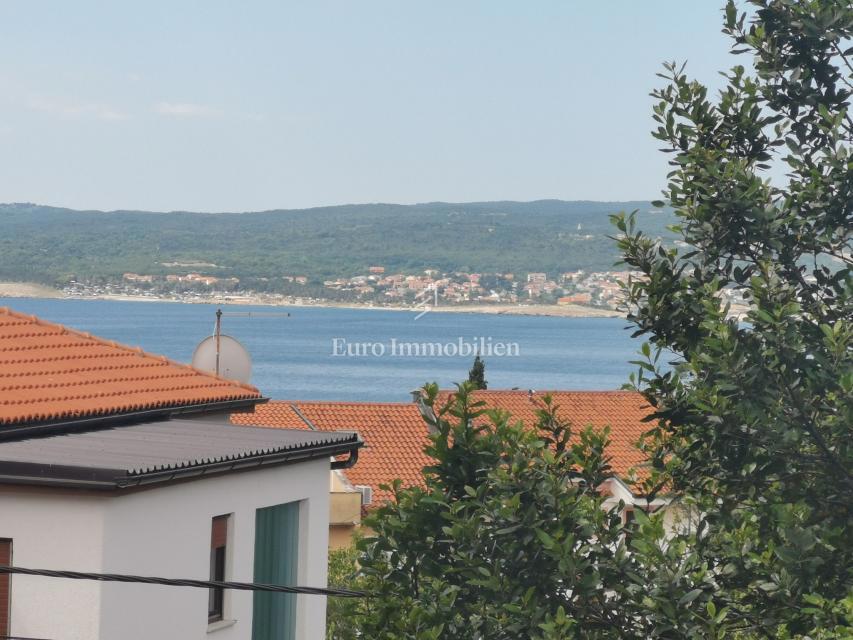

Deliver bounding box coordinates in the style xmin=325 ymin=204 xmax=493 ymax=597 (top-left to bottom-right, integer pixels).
xmin=1 ymin=197 xmax=658 ymax=215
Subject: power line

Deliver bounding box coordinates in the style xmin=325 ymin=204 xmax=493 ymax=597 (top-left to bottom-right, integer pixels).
xmin=0 ymin=565 xmax=365 ymax=598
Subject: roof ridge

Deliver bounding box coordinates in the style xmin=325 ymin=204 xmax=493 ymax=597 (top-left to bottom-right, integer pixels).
xmin=0 ymin=306 xmax=260 ymax=395
xmin=289 ymin=403 xmax=319 ymax=430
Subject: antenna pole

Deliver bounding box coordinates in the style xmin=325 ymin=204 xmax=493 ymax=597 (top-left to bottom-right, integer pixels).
xmin=214 ymin=308 xmax=222 ymax=376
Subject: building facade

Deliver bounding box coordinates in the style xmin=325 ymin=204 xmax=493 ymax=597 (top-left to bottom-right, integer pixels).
xmin=1 ymin=452 xmax=344 ymax=640
xmin=0 ymin=307 xmax=363 ymax=639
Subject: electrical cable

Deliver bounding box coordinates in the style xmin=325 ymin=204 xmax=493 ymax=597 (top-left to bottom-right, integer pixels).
xmin=0 ymin=565 xmax=366 ymax=598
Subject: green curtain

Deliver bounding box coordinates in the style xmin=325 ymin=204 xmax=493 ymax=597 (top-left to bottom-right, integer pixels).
xmin=252 ymin=501 xmax=300 ymax=640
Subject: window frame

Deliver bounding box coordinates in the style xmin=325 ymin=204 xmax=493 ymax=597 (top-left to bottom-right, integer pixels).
xmin=0 ymin=538 xmax=11 ymax=637
xmin=208 ymin=515 xmax=231 ymax=624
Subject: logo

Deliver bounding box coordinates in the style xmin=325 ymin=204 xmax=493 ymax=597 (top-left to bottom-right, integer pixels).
xmin=413 ymin=285 xmax=438 ymax=320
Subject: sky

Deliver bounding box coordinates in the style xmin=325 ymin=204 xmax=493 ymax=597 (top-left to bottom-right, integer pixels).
xmin=0 ymin=2 xmax=736 ymax=212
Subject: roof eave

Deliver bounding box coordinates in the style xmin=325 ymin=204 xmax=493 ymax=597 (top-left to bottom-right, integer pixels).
xmin=0 ymin=434 xmax=363 ymax=491
xmin=120 ymin=437 xmax=362 ymax=489
xmin=0 ymin=396 xmax=268 ymax=442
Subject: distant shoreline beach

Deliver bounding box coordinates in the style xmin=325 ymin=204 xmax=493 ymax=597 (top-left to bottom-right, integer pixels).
xmin=0 ymin=281 xmax=622 ymax=319
xmin=0 ymin=282 xmax=63 ymax=299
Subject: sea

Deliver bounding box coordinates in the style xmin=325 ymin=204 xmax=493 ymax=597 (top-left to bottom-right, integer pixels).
xmin=2 ymin=298 xmax=644 ymax=402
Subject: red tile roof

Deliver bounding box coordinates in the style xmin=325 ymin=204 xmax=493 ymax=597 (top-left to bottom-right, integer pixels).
xmin=0 ymin=306 xmax=261 ymax=427
xmin=232 ymin=401 xmax=306 ymax=429
xmin=233 ymin=401 xmax=430 ymax=504
xmin=437 ymin=390 xmax=652 ymax=479
xmin=232 ymin=390 xmax=653 ymax=503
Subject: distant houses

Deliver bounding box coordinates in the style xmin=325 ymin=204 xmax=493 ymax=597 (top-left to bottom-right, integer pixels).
xmin=94 ymin=267 xmax=648 ymax=310
xmin=558 ymin=293 xmax=592 ymax=305
xmin=122 ymin=272 xmax=155 ymax=283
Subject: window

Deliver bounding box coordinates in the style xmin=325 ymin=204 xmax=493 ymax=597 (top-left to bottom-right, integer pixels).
xmin=252 ymin=502 xmax=299 ymax=640
xmin=208 ymin=515 xmax=230 ymax=623
xmin=0 ymin=539 xmax=11 ymax=637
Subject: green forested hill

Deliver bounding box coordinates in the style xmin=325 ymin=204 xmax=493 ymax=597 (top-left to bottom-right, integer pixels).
xmin=0 ymin=200 xmax=673 ymax=284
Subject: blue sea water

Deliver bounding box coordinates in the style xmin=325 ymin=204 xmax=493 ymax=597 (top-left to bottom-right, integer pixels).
xmin=2 ymin=298 xmax=643 ymax=401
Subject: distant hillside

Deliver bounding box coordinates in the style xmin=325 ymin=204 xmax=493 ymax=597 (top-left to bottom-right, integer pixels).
xmin=0 ymin=200 xmax=674 ymax=285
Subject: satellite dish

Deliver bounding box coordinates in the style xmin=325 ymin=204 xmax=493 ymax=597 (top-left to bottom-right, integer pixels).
xmin=192 ymin=334 xmax=252 ymax=383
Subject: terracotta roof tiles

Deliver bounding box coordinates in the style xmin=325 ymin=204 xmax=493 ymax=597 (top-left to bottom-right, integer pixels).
xmin=232 ymin=390 xmax=654 ymax=504
xmin=233 ymin=401 xmax=429 ymax=504
xmin=0 ymin=306 xmax=261 ymax=427
xmin=231 ymin=401 xmax=306 ymax=429
xmin=437 ymin=390 xmax=652 ymax=479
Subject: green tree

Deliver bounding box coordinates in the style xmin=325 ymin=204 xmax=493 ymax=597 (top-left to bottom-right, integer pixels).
xmin=326 ymin=544 xmax=364 ymax=640
xmin=614 ymin=0 xmax=853 ymax=636
xmin=353 ymin=384 xmax=702 ymax=639
xmin=467 ymin=354 xmax=488 ymax=390
xmin=342 ymin=3 xmax=853 ymax=638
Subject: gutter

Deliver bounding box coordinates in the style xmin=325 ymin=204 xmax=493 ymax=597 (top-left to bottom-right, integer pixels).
xmin=331 ymin=447 xmax=358 ymax=470
xmin=0 ymin=397 xmax=267 ymax=442
xmin=0 ymin=474 xmax=118 ymax=490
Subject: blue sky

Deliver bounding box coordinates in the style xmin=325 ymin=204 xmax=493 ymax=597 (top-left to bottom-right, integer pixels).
xmin=0 ymin=2 xmax=734 ymax=212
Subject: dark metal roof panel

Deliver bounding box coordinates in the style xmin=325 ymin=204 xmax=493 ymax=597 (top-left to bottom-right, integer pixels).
xmin=0 ymin=418 xmax=360 ymax=486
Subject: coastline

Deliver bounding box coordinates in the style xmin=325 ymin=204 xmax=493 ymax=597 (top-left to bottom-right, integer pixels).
xmin=0 ymin=282 xmax=63 ymax=299
xmin=0 ymin=282 xmax=623 ymax=319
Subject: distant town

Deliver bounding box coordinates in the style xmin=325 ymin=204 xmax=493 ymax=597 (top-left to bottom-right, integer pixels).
xmin=48 ymin=264 xmax=755 ymax=319
xmin=60 ymin=267 xmax=639 ymax=310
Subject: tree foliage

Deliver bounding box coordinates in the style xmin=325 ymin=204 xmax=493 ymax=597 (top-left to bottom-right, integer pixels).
xmin=614 ymin=0 xmax=853 ymax=636
xmin=353 ymin=385 xmax=730 ymax=639
xmin=326 ymin=544 xmax=363 ymax=640
xmin=345 ymin=2 xmax=852 ymax=638
xmin=0 ymin=201 xmax=672 ymax=285
xmin=467 ymin=354 xmax=488 ymax=390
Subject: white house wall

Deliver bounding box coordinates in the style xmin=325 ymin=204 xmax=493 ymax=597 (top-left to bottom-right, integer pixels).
xmin=0 ymin=456 xmax=331 ymax=640
xmin=99 ymin=457 xmax=331 ymax=640
xmin=0 ymin=485 xmax=106 ymax=640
